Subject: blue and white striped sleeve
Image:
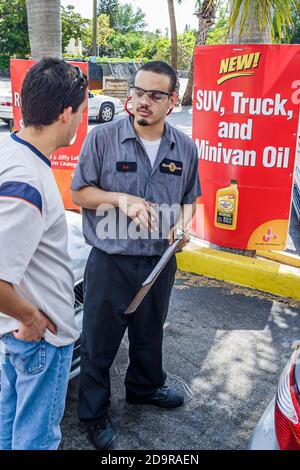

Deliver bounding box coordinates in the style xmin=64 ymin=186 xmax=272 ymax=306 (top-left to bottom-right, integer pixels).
xmin=0 ymin=181 xmax=44 ymax=285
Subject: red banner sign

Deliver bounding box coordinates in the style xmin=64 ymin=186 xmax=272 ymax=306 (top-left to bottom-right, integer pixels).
xmin=10 ymin=59 xmax=88 ymax=210
xmin=192 ymin=44 xmax=300 ymax=250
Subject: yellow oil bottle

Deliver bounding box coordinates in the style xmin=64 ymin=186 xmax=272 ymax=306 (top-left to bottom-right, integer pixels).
xmin=214 ymin=179 xmax=239 ymax=230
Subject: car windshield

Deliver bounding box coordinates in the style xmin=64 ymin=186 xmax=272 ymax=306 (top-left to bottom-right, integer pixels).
xmin=0 ymin=80 xmax=11 ymax=89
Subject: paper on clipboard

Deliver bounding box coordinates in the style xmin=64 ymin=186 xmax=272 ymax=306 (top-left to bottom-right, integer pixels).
xmin=124 ymin=238 xmax=181 ymax=315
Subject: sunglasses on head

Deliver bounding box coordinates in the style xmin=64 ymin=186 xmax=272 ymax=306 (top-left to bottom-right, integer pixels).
xmin=61 ymin=65 xmax=86 ymax=112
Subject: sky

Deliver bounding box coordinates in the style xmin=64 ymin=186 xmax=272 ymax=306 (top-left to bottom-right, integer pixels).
xmin=61 ymin=0 xmax=198 ymax=34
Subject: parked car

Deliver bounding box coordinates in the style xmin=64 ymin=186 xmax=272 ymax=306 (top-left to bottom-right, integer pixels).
xmin=88 ymin=90 xmax=123 ymax=123
xmin=249 ymin=343 xmax=300 ymax=450
xmin=0 ymin=82 xmax=123 ymax=130
xmin=0 ymin=80 xmax=13 ymax=131
xmin=65 ymin=210 xmax=91 ymax=379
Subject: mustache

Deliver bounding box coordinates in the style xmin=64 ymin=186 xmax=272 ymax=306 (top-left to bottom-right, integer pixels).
xmin=137 ymin=107 xmax=152 ymax=114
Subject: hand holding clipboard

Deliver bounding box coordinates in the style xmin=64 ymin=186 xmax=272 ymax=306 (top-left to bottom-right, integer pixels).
xmin=124 ymin=229 xmax=188 ymax=315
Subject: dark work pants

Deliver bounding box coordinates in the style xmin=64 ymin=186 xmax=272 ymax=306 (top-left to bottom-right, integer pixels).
xmin=77 ymin=247 xmax=177 ymax=422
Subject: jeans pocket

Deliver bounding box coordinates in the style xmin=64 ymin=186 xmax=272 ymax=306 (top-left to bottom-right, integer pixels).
xmin=4 ymin=335 xmax=46 ymax=375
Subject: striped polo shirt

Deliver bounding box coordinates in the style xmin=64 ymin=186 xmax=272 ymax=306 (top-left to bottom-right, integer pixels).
xmin=0 ymin=133 xmax=79 ymax=347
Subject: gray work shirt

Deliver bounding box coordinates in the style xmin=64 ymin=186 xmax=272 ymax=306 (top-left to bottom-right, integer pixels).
xmin=72 ymin=116 xmax=201 ymax=256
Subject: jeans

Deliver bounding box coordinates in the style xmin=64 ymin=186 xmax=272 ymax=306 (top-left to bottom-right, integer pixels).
xmin=0 ymin=333 xmax=74 ymax=450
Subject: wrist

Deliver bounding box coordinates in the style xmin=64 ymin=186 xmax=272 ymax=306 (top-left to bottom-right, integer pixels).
xmin=22 ymin=307 xmax=39 ymax=327
xmin=112 ymin=192 xmax=122 ymax=208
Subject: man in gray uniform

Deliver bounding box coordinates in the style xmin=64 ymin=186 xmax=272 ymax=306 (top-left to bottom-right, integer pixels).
xmin=72 ymin=61 xmax=201 ymax=450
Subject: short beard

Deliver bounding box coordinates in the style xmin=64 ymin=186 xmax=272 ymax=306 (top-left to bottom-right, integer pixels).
xmin=137 ymin=119 xmax=150 ymax=127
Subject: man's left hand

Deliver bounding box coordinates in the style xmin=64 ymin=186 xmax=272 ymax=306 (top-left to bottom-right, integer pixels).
xmin=167 ymin=227 xmax=190 ymax=252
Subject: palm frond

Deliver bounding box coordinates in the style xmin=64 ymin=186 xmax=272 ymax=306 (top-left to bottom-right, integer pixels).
xmin=228 ymin=0 xmax=295 ymax=40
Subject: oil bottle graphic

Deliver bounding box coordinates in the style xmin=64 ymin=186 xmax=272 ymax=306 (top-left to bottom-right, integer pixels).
xmin=214 ymin=179 xmax=239 ymax=230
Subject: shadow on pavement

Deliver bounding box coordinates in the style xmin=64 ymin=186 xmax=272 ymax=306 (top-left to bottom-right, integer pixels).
xmin=61 ymin=273 xmax=300 ymax=450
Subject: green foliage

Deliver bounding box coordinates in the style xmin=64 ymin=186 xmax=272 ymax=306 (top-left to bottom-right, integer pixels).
xmin=61 ymin=5 xmax=90 ymax=53
xmin=97 ymin=0 xmax=119 ymax=28
xmin=98 ymin=1 xmax=146 ymax=34
xmin=137 ymin=33 xmax=169 ymax=61
xmin=84 ymin=13 xmax=113 ymax=55
xmin=280 ymin=0 xmax=300 ymax=43
xmin=0 ymin=1 xmax=91 ymax=67
xmin=137 ymin=31 xmax=197 ymax=69
xmin=0 ymin=0 xmax=30 ymax=58
xmin=113 ymin=3 xmax=147 ymax=34
xmin=95 ymin=57 xmax=145 ymax=63
xmin=107 ymin=31 xmax=147 ymax=59
xmin=177 ymin=31 xmax=197 ymax=69
xmin=150 ymin=37 xmax=171 ymax=63
xmin=63 ymin=53 xmax=84 ymax=59
xmin=0 ymin=54 xmax=10 ymax=70
xmin=207 ymin=6 xmax=229 ymax=44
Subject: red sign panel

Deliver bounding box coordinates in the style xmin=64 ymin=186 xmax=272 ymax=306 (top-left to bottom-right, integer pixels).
xmin=192 ymin=45 xmax=300 ymax=250
xmin=10 ymin=59 xmax=88 ymax=210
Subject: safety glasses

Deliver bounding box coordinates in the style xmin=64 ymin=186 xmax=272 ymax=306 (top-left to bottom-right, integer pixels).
xmin=130 ymin=85 xmax=173 ymax=103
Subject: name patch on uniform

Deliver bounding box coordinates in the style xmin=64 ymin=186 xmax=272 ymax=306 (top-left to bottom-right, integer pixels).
xmin=159 ymin=158 xmax=183 ymax=176
xmin=116 ymin=162 xmax=137 ymax=172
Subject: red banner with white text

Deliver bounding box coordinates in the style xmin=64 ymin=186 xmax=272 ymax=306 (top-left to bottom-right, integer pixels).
xmin=191 ymin=44 xmax=300 ymax=250
xmin=10 ymin=59 xmax=88 ymax=210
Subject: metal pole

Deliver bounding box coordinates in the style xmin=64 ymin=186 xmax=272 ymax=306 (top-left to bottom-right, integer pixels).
xmin=92 ymin=0 xmax=97 ymax=56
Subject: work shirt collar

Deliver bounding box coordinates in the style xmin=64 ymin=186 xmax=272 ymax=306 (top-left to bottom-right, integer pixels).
xmin=120 ymin=116 xmax=176 ymax=147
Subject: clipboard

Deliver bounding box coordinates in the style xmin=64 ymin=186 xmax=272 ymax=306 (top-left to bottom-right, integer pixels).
xmin=124 ymin=235 xmax=183 ymax=315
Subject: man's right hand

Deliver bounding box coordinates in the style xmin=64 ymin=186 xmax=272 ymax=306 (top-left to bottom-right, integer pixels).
xmin=13 ymin=309 xmax=57 ymax=342
xmin=118 ymin=194 xmax=158 ymax=231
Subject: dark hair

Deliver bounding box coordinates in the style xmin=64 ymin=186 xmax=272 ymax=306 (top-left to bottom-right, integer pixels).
xmin=21 ymin=57 xmax=88 ymax=128
xmin=138 ymin=61 xmax=177 ymax=92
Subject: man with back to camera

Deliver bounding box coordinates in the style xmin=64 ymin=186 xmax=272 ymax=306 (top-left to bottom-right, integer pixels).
xmin=72 ymin=60 xmax=201 ymax=450
xmin=0 ymin=57 xmax=88 ymax=450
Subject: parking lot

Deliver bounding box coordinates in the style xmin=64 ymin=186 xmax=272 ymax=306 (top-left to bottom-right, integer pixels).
xmin=61 ymin=271 xmax=300 ymax=450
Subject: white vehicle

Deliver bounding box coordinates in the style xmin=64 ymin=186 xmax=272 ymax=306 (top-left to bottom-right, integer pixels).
xmin=249 ymin=343 xmax=300 ymax=450
xmin=88 ymin=90 xmax=123 ymax=123
xmin=66 ymin=210 xmax=91 ymax=380
xmin=0 ymin=82 xmax=123 ymax=130
xmin=0 ymin=80 xmax=13 ymax=130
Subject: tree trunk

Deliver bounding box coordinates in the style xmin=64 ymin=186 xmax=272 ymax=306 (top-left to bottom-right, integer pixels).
xmin=26 ymin=0 xmax=62 ymax=60
xmin=181 ymin=0 xmax=216 ymax=106
xmin=228 ymin=0 xmax=272 ymax=44
xmin=167 ymin=0 xmax=178 ymax=72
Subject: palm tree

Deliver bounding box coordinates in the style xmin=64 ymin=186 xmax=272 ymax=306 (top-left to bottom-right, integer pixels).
xmin=182 ymin=0 xmax=293 ymax=106
xmin=228 ymin=0 xmax=293 ymax=43
xmin=26 ymin=0 xmax=62 ymax=60
xmin=167 ymin=0 xmax=178 ymax=71
xmin=182 ymin=0 xmax=217 ymax=106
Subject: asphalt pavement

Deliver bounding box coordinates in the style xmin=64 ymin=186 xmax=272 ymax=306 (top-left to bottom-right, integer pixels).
xmin=61 ymin=272 xmax=300 ymax=450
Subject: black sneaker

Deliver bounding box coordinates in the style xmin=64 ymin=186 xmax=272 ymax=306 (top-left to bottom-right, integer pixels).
xmin=126 ymin=385 xmax=184 ymax=409
xmin=87 ymin=417 xmax=116 ymax=450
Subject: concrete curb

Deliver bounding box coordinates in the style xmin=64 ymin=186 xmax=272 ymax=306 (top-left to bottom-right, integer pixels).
xmin=176 ymin=246 xmax=300 ymax=301
xmin=256 ymin=250 xmax=300 ymax=268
